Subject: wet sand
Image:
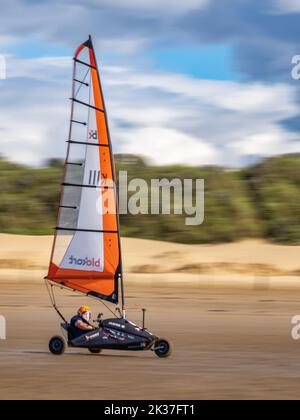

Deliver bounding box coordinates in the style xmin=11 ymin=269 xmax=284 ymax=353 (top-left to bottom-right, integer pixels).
xmin=1 ymin=234 xmax=300 ymax=400
xmin=1 ymin=279 xmax=300 ymax=400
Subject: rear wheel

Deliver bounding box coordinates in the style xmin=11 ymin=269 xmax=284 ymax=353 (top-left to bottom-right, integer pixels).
xmin=49 ymin=336 xmax=66 ymax=355
xmin=154 ymin=338 xmax=173 ymax=358
xmin=88 ymin=348 xmax=102 ymax=354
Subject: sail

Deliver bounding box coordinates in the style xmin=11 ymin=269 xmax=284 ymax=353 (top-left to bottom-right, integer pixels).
xmin=46 ymin=37 xmax=122 ymax=304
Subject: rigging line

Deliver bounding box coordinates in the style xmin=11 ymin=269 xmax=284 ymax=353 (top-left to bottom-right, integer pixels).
xmin=74 ymin=67 xmax=90 ymax=98
xmin=50 ymin=283 xmax=58 ymax=313
xmin=44 ymin=280 xmax=70 ymax=324
xmin=98 ymin=298 xmax=120 ymax=319
xmin=50 ymin=285 xmax=58 ymax=314
xmin=45 ymin=279 xmax=56 ymax=309
xmin=51 ymin=285 xmax=56 ymax=306
xmin=46 ymin=279 xmax=120 ymax=319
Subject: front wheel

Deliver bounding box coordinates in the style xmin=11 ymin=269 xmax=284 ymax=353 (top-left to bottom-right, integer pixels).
xmin=88 ymin=348 xmax=102 ymax=354
xmin=154 ymin=338 xmax=173 ymax=358
xmin=49 ymin=336 xmax=66 ymax=355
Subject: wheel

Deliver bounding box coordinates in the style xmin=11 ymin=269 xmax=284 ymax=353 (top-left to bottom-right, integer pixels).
xmin=88 ymin=348 xmax=102 ymax=354
xmin=49 ymin=336 xmax=66 ymax=355
xmin=154 ymin=338 xmax=173 ymax=358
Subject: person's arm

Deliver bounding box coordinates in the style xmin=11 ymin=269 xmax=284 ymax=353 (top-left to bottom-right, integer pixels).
xmin=75 ymin=320 xmax=94 ymax=331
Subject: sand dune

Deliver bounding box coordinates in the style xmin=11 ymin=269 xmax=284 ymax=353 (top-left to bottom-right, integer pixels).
xmin=1 ymin=234 xmax=300 ymax=399
xmin=0 ymin=234 xmax=299 ymax=278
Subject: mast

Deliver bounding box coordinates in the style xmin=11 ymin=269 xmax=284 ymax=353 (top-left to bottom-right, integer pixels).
xmin=88 ymin=35 xmax=126 ymax=318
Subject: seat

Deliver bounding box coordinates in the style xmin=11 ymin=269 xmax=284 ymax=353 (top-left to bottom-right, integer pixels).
xmin=61 ymin=322 xmax=75 ymax=341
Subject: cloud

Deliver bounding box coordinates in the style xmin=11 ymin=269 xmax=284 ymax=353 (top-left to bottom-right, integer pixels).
xmin=117 ymin=127 xmax=219 ymax=166
xmin=95 ymin=38 xmax=149 ymax=55
xmin=0 ymin=0 xmax=299 ymax=80
xmin=1 ymin=1 xmax=300 ymax=168
xmin=230 ymin=126 xmax=300 ymax=157
xmin=104 ymin=65 xmax=300 ymax=167
xmin=99 ymin=0 xmax=210 ymax=15
xmin=107 ymin=67 xmax=296 ymax=115
xmin=7 ymin=55 xmax=70 ymax=81
xmin=274 ymin=0 xmax=300 ymax=14
xmin=1 ymin=55 xmax=299 ymax=168
xmin=0 ymin=79 xmax=69 ymax=166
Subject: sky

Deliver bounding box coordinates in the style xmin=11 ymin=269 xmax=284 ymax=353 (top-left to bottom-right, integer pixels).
xmin=0 ymin=0 xmax=300 ymax=167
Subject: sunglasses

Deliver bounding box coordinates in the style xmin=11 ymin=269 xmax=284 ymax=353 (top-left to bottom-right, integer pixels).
xmin=81 ymin=311 xmax=91 ymax=320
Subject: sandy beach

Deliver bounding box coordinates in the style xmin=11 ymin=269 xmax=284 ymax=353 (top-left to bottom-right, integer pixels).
xmin=0 ymin=235 xmax=300 ymax=399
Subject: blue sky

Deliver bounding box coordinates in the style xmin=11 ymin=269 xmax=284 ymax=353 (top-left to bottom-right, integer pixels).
xmin=8 ymin=37 xmax=241 ymax=81
xmin=0 ymin=0 xmax=300 ymax=167
xmin=149 ymin=45 xmax=243 ymax=81
xmin=8 ymin=40 xmax=71 ymax=59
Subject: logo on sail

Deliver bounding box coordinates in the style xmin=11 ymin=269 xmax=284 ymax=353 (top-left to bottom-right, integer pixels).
xmin=89 ymin=129 xmax=98 ymax=140
xmin=69 ymin=255 xmax=101 ymax=268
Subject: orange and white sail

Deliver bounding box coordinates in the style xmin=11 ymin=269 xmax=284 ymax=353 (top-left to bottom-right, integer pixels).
xmin=46 ymin=37 xmax=123 ymax=304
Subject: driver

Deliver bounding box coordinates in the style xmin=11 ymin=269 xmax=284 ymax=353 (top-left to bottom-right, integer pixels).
xmin=70 ymin=306 xmax=94 ymax=339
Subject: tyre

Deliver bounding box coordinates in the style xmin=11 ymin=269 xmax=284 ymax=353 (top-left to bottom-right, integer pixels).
xmin=154 ymin=338 xmax=173 ymax=358
xmin=88 ymin=348 xmax=102 ymax=354
xmin=49 ymin=336 xmax=66 ymax=355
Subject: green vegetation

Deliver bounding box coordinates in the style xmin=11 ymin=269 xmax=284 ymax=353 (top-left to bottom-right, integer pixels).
xmin=244 ymin=154 xmax=300 ymax=244
xmin=0 ymin=154 xmax=299 ymax=244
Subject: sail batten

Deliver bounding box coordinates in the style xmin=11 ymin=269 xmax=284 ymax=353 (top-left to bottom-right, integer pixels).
xmin=70 ymin=97 xmax=105 ymax=113
xmin=67 ymin=140 xmax=110 ymax=147
xmin=73 ymin=58 xmax=97 ymax=70
xmin=55 ymin=228 xmax=119 ymax=234
xmin=47 ymin=37 xmax=122 ymax=305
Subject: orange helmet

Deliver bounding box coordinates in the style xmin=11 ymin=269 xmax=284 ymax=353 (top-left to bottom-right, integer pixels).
xmin=78 ymin=306 xmax=91 ymax=315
